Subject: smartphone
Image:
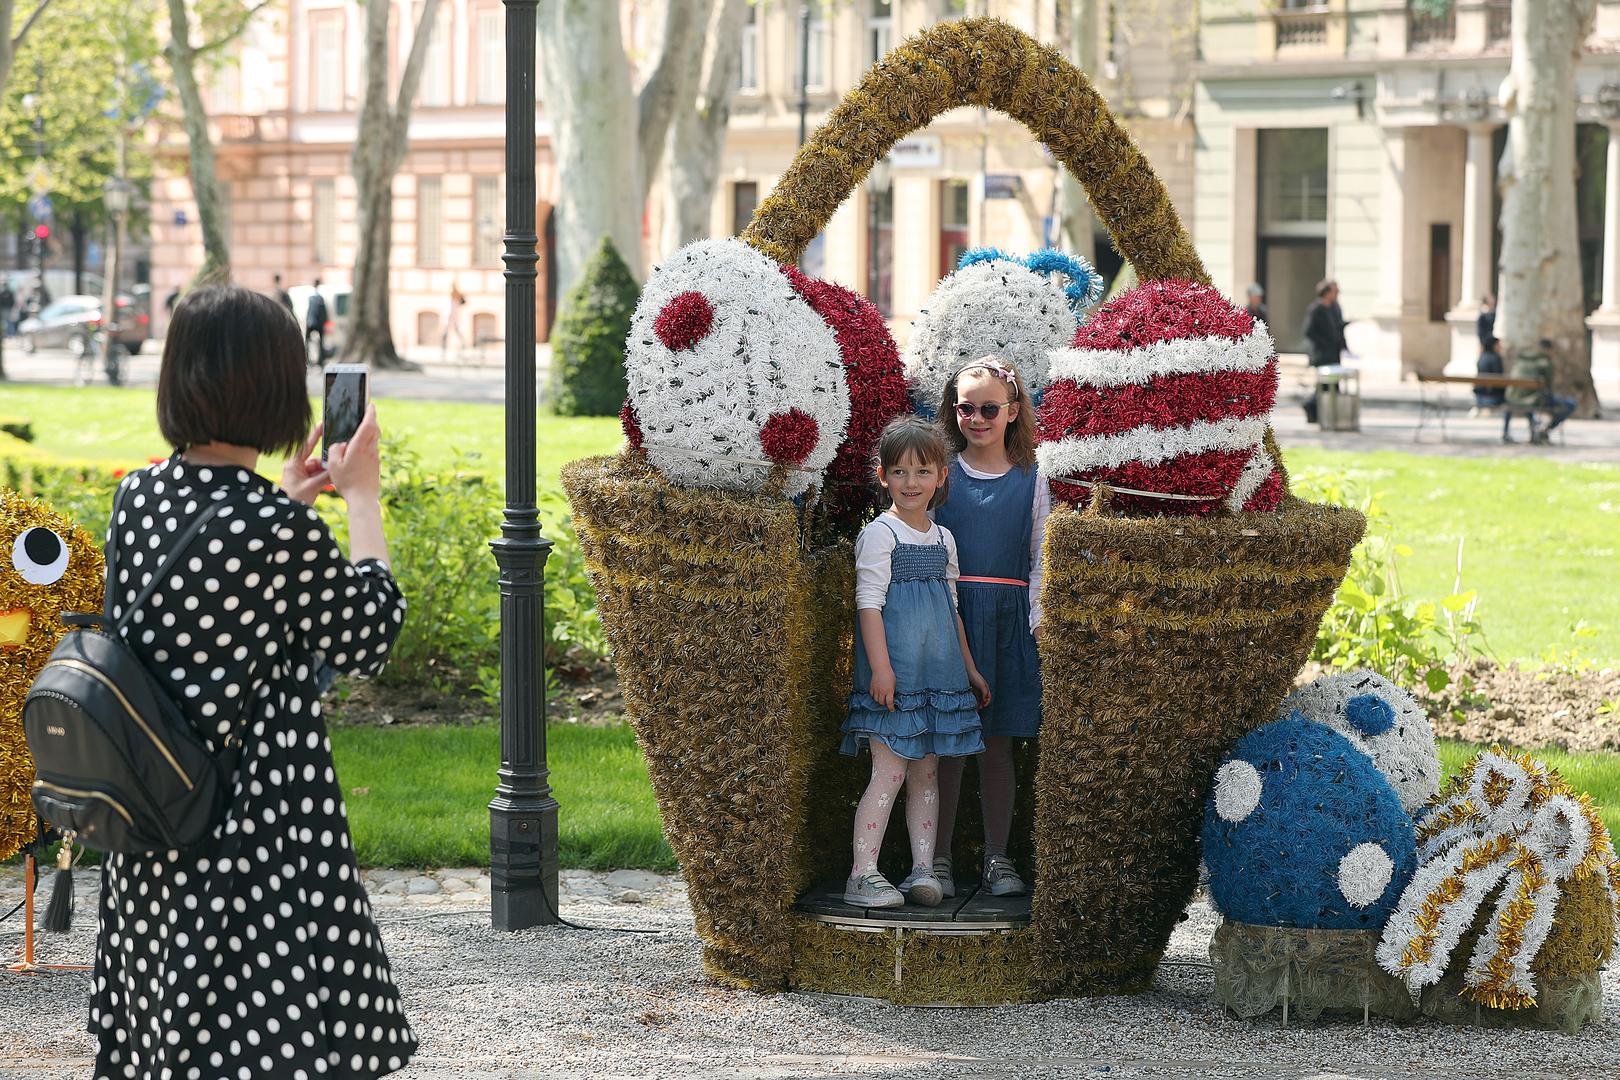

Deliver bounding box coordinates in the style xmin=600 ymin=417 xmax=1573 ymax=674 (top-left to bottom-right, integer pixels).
xmin=322 ymin=364 xmax=368 ymax=463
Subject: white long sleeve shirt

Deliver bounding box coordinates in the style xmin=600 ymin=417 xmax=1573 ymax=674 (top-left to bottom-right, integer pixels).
xmin=952 ymin=460 xmax=1051 ymax=631
xmin=853 ymin=512 xmax=960 ymax=611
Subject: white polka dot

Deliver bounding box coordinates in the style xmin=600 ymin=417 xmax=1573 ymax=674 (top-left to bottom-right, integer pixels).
xmin=1338 ymin=842 xmax=1396 ymax=908
xmin=1213 ymin=760 xmax=1263 ymax=823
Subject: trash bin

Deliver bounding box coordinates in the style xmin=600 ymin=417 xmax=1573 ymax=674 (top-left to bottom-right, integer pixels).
xmin=1314 ymin=365 xmax=1360 ymax=432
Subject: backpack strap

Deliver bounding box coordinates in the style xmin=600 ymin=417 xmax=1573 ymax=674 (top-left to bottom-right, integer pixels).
xmin=107 ymin=487 xmax=238 ymax=636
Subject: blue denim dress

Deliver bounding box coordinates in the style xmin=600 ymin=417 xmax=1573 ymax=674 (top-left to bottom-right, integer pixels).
xmin=933 ymin=461 xmax=1043 ymax=739
xmin=842 ymin=520 xmax=986 ymax=761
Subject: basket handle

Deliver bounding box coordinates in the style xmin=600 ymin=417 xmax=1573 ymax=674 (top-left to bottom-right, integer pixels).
xmin=742 ymin=17 xmax=1206 ymax=286
xmin=743 ymin=17 xmax=1290 ymax=499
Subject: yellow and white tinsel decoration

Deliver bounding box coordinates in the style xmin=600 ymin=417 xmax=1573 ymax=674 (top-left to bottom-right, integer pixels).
xmin=1376 ymin=748 xmax=1620 ymax=1010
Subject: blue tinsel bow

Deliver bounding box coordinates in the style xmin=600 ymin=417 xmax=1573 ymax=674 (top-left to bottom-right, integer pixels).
xmin=957 ymin=246 xmax=1105 ymax=318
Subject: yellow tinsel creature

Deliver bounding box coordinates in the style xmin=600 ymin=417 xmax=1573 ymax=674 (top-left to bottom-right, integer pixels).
xmin=0 ymin=491 xmax=104 ymax=861
xmin=1377 ymin=747 xmax=1620 ymax=1010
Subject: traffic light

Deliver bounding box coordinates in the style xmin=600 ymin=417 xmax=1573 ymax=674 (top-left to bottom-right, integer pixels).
xmin=32 ymin=224 xmax=49 ymax=241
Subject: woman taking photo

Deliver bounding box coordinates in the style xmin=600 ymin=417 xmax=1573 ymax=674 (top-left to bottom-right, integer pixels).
xmin=91 ymin=286 xmax=415 ymax=1079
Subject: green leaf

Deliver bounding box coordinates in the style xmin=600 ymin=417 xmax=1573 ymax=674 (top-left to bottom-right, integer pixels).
xmin=1425 ymin=667 xmax=1452 ymax=693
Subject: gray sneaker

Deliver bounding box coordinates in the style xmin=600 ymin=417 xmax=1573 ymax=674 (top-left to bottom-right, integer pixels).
xmin=843 ymin=870 xmax=904 ymax=909
xmin=984 ymin=854 xmax=1026 ymax=897
xmin=898 ymin=866 xmax=943 ymax=907
xmin=932 ymin=855 xmax=956 ymax=899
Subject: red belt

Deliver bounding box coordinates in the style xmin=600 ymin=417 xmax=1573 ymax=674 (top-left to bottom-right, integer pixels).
xmin=959 ymin=575 xmax=1028 ymax=587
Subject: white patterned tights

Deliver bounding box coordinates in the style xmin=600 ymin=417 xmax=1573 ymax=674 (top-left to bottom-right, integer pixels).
xmin=850 ymin=741 xmax=939 ymax=877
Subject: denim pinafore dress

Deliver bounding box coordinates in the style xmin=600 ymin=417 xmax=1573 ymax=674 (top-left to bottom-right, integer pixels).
xmin=841 ymin=519 xmax=986 ymax=761
xmin=933 ymin=460 xmax=1043 ymax=739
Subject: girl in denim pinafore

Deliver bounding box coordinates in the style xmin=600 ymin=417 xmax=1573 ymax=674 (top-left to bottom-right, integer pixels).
xmin=840 ymin=418 xmax=988 ymax=910
xmin=931 ymin=358 xmax=1051 ymax=899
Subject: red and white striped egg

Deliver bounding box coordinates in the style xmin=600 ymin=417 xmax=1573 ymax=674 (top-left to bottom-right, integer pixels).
xmin=1034 ymin=280 xmax=1284 ymax=516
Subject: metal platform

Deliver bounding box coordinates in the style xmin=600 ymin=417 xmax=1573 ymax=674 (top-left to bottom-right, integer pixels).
xmin=794 ymin=879 xmax=1031 ymax=931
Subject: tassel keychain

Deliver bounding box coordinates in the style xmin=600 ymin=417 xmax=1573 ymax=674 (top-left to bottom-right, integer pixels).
xmin=42 ymin=838 xmax=75 ymax=933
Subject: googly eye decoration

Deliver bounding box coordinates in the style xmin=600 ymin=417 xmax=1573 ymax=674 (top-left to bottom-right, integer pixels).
xmin=902 ymin=247 xmax=1101 ymax=413
xmin=10 ymin=526 xmax=69 ymax=586
xmin=621 ymin=238 xmax=852 ymax=499
xmin=1282 ymin=670 xmax=1440 ymax=817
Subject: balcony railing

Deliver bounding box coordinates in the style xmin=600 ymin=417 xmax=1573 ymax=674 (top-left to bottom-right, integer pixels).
xmin=1274 ymin=8 xmax=1330 ymax=49
xmin=1486 ymin=0 xmax=1512 ymax=44
xmin=1407 ymin=5 xmax=1457 ymax=48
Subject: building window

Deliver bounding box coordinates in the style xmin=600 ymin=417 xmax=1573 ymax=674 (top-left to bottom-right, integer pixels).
xmin=310 ymin=10 xmax=345 ymax=112
xmin=416 ymin=2 xmax=452 ymax=107
xmin=474 ymin=176 xmax=501 ymax=265
xmin=868 ymin=0 xmax=893 ymax=67
xmin=798 ymin=9 xmax=829 ymax=93
xmin=474 ymin=4 xmax=504 ymax=104
xmin=939 ymin=179 xmax=971 ymax=281
xmin=1428 ymin=223 xmax=1452 ymax=323
xmin=867 ymin=186 xmax=894 ymax=317
xmin=1256 ymin=128 xmax=1328 ymax=353
xmin=313 ymin=179 xmax=337 ymax=265
xmin=418 ymin=177 xmax=443 ymax=267
xmin=738 ymin=5 xmax=759 ymax=93
xmin=731 ymin=181 xmax=759 ymax=236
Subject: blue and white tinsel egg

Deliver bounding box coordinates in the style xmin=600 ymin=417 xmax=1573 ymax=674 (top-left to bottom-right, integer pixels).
xmin=1203 ymin=715 xmax=1417 ymax=931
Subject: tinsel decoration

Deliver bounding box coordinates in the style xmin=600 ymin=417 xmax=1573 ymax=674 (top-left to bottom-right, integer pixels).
xmin=1377 ymin=748 xmax=1620 ymax=1013
xmin=1037 ymin=281 xmax=1282 ymax=516
xmin=1202 ymin=716 xmax=1416 ymax=931
xmin=1282 ymin=670 xmax=1439 ymax=816
xmin=621 ymin=237 xmax=852 ymax=499
xmin=779 ymin=266 xmax=912 ymax=527
xmin=1032 ymin=496 xmax=1364 ymax=993
xmin=902 ymin=256 xmax=1080 ymax=411
xmin=0 ymin=491 xmax=105 ymax=862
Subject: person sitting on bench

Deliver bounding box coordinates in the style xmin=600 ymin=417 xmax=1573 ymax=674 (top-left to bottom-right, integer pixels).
xmin=1505 ymin=339 xmax=1576 ymax=445
xmin=1474 ymin=336 xmax=1505 ymax=412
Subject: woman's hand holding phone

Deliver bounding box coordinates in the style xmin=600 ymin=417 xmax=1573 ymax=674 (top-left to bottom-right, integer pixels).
xmin=281 ymin=423 xmax=331 ymax=507
xmin=327 ymin=403 xmax=382 ymax=504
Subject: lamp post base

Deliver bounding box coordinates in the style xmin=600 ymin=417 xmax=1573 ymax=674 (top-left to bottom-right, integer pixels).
xmin=489 ymin=796 xmax=560 ymax=930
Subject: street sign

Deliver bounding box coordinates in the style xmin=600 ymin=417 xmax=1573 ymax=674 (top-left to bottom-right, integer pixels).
xmin=173 ymin=209 xmax=188 ymax=227
xmin=984 ymin=173 xmax=1022 ymax=200
xmin=27 ymin=194 xmax=53 ymax=222
xmin=891 ymin=135 xmax=942 ymax=169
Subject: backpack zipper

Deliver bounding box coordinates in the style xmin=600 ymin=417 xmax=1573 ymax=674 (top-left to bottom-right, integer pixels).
xmin=31 ymin=780 xmax=136 ymax=827
xmin=44 ymin=658 xmax=195 ymax=791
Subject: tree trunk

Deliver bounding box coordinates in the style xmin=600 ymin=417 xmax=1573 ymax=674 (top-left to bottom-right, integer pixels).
xmin=538 ymin=0 xmax=642 ymax=298
xmin=0 ymin=1 xmax=52 ymax=97
xmin=1497 ymin=0 xmax=1601 ymax=416
xmin=344 ymin=0 xmax=440 ymax=371
xmin=165 ymin=0 xmax=230 ymax=285
xmin=71 ymin=210 xmax=84 ymax=293
xmin=636 ymin=0 xmax=707 ymax=207
xmin=660 ymin=0 xmax=747 ymax=255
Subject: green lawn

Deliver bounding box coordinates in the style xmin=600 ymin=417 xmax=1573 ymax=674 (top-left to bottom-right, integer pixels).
xmin=329 ymin=720 xmax=1620 ymax=870
xmin=333 ymin=721 xmax=673 ymax=870
xmin=7 ymin=385 xmax=1616 ymax=662
xmin=1286 ymin=448 xmax=1620 ymax=665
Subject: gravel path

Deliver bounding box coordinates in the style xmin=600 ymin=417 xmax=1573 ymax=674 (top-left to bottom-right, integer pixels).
xmin=2 ymin=866 xmax=1616 ymax=1079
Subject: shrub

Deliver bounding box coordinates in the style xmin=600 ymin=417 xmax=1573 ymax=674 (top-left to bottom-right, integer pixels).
xmin=1295 ymin=470 xmax=1487 ymax=693
xmin=548 ymin=237 xmax=639 ymax=416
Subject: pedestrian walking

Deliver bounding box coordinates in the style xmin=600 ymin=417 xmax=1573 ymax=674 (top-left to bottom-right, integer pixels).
xmin=1476 ymin=294 xmax=1496 ymax=352
xmin=440 ymin=281 xmax=468 ymax=360
xmin=0 ymin=278 xmax=15 ymax=336
xmin=306 ymin=276 xmax=330 ymax=366
xmin=1243 ymin=282 xmax=1268 ymax=325
xmin=273 ymin=272 xmax=296 ymax=316
xmin=88 ymin=285 xmax=415 ymax=1079
xmin=1302 ymin=279 xmax=1348 ymax=368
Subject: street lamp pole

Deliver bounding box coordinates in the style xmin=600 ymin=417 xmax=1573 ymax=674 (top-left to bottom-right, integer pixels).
xmin=101 ymin=49 xmax=132 ymax=386
xmin=490 ymin=0 xmax=558 ymax=931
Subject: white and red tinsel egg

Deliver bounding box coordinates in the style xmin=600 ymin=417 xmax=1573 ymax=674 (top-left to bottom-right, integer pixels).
xmin=621 ymin=238 xmax=851 ymax=498
xmin=1034 ymin=280 xmax=1283 ymax=515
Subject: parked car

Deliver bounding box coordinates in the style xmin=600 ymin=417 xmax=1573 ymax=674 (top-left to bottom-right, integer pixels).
xmin=17 ymin=293 xmax=150 ymax=357
xmin=287 ymin=283 xmax=352 ymax=364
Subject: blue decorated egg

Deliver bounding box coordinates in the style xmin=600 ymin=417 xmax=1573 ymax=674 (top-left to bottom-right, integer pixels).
xmin=1202 ymin=715 xmax=1417 ymax=930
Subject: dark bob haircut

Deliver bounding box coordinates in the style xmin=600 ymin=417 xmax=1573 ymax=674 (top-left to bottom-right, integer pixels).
xmin=157 ymin=285 xmax=310 ymax=457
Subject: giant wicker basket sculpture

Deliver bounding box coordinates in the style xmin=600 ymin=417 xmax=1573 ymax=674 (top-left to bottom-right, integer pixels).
xmin=563 ymin=17 xmax=1365 ymax=1001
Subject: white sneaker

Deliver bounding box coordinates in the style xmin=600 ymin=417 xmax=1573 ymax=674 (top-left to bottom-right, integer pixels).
xmin=898 ymin=866 xmax=943 ymax=907
xmin=843 ymin=870 xmax=904 ymax=909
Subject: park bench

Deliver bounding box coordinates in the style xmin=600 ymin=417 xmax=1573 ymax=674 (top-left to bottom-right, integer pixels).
xmin=1414 ymin=373 xmax=1565 ymax=444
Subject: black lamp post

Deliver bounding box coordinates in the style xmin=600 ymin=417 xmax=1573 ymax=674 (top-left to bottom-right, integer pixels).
xmin=490 ymin=0 xmax=558 ymax=931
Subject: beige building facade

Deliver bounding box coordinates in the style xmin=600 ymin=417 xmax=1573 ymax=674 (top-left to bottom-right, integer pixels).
xmin=152 ymin=1 xmax=1195 ymax=351
xmin=1196 ymin=1 xmax=1620 ymax=392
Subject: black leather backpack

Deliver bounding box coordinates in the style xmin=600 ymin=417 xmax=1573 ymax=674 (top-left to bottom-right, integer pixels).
xmin=24 ymin=486 xmax=246 ymax=853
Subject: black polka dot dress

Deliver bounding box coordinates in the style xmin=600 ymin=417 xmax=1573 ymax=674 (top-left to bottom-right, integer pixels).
xmin=90 ymin=457 xmax=416 ymax=1080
